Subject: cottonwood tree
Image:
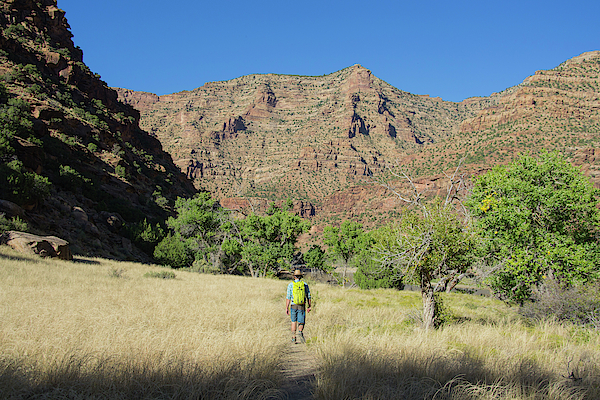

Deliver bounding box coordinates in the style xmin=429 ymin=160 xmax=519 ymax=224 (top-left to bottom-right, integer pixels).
xmin=373 ymin=161 xmax=476 ymax=329
xmin=466 ymin=152 xmax=600 ymax=304
xmin=154 ymin=192 xmax=230 ymax=270
xmin=323 ymin=220 xmax=373 ymax=287
xmin=222 ymin=202 xmax=310 ymax=277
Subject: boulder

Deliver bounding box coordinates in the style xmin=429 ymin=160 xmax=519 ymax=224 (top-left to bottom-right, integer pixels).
xmin=0 ymin=199 xmax=25 ymax=218
xmin=0 ymin=231 xmax=73 ymax=260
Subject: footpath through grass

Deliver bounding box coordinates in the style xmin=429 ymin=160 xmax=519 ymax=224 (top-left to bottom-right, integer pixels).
xmin=1 ymin=246 xmax=599 ymax=399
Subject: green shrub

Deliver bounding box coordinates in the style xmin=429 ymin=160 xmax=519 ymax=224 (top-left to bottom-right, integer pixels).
xmin=87 ymin=142 xmax=98 ymax=153
xmin=115 ymin=164 xmax=127 ymax=178
xmin=354 ymin=260 xmax=404 ymax=290
xmin=0 ymin=160 xmax=51 ymax=205
xmin=0 ymin=214 xmax=28 ymax=233
xmin=124 ymin=219 xmax=165 ymax=255
xmin=57 ymin=164 xmax=89 ymax=190
xmin=144 ymin=270 xmax=176 ymax=279
xmin=153 ymin=233 xmax=194 ymax=269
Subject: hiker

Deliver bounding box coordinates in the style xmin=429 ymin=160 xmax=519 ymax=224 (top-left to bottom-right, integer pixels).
xmin=286 ymin=269 xmax=312 ymax=343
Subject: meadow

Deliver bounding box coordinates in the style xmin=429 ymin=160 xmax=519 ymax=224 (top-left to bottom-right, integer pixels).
xmin=1 ymin=245 xmax=599 ymax=399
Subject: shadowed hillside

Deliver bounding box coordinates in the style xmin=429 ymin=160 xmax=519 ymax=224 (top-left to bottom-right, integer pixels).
xmin=0 ymin=0 xmax=196 ymax=259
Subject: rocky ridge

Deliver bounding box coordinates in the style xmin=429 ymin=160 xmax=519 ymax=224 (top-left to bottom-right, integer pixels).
xmin=118 ymin=51 xmax=600 ymax=226
xmin=115 ymin=65 xmax=485 ymax=222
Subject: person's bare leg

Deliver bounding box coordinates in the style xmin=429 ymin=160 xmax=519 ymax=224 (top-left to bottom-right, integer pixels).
xmin=291 ymin=321 xmax=297 ymax=342
xmin=298 ymin=323 xmax=305 ymax=343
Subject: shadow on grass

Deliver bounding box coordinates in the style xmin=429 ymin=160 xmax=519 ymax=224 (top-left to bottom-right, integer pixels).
xmin=0 ymin=356 xmax=287 ymax=400
xmin=0 ymin=251 xmax=42 ymax=263
xmin=315 ymin=344 xmax=597 ymax=400
xmin=71 ymin=256 xmax=101 ymax=265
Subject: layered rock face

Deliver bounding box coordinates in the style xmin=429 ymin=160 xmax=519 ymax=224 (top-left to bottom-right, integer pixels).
xmin=134 ymin=54 xmax=600 ymax=229
xmin=0 ymin=0 xmax=195 ymax=259
xmin=118 ymin=51 xmax=600 ymax=224
xmin=116 ymin=65 xmax=480 ymax=210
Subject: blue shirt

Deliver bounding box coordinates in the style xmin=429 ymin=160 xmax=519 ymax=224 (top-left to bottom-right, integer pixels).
xmin=287 ymin=280 xmax=311 ymax=305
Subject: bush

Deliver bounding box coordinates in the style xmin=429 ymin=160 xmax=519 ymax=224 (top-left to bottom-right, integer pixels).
xmin=124 ymin=219 xmax=165 ymax=255
xmin=0 ymin=160 xmax=51 ymax=205
xmin=153 ymin=233 xmax=194 ymax=269
xmin=520 ymin=279 xmax=600 ymax=329
xmin=0 ymin=214 xmax=28 ymax=233
xmin=57 ymin=164 xmax=88 ymax=190
xmin=354 ymin=259 xmax=404 ymax=290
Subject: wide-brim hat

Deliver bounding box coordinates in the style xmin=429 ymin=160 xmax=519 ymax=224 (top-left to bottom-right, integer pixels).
xmin=293 ymin=269 xmax=303 ymax=277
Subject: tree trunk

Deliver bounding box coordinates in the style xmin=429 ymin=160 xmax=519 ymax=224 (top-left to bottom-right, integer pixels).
xmin=421 ymin=284 xmax=436 ymax=330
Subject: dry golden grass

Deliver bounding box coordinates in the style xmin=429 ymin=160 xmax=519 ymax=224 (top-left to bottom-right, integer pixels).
xmin=307 ymin=288 xmax=600 ymax=399
xmin=0 ymin=246 xmax=289 ymax=399
xmin=1 ymin=245 xmax=599 ymax=399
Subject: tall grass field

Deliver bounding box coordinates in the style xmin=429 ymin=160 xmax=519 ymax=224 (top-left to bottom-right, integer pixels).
xmin=1 ymin=245 xmax=599 ymax=399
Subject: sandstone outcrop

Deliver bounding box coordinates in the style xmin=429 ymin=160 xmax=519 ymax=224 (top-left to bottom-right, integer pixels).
xmin=1 ymin=230 xmax=72 ymax=260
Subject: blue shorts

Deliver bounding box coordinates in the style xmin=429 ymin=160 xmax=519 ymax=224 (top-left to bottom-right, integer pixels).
xmin=290 ymin=307 xmax=306 ymax=324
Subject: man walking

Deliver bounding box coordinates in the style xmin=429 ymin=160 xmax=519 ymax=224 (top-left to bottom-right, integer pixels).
xmin=286 ymin=269 xmax=312 ymax=343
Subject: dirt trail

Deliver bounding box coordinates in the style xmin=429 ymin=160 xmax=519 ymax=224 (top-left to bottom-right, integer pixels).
xmin=280 ymin=339 xmax=317 ymax=400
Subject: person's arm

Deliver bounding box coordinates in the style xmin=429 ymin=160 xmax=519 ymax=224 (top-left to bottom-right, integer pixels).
xmin=286 ymin=298 xmax=291 ymax=315
xmin=306 ymin=283 xmax=312 ymax=312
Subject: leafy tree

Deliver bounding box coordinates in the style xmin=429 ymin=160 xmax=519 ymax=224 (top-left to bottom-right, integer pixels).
xmin=154 ymin=192 xmax=227 ymax=269
xmin=303 ymin=244 xmax=330 ymax=272
xmin=374 ymin=201 xmax=475 ymax=328
xmin=222 ymin=203 xmax=309 ymax=277
xmin=323 ymin=220 xmax=372 ymax=287
xmin=373 ymin=163 xmax=475 ymax=329
xmin=467 ymin=152 xmax=600 ymax=303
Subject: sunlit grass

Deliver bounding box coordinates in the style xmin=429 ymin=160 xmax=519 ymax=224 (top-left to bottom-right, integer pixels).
xmin=0 ymin=246 xmax=288 ymax=399
xmin=1 ymin=246 xmax=599 ymax=399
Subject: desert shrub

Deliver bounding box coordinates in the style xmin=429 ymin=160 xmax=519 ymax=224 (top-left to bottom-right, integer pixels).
xmin=0 ymin=214 xmax=28 ymax=233
xmin=107 ymin=267 xmax=127 ymax=278
xmin=0 ymin=160 xmax=51 ymax=205
xmin=190 ymin=258 xmax=222 ymax=274
xmin=154 ymin=233 xmax=194 ymax=269
xmin=86 ymin=142 xmax=98 ymax=153
xmin=144 ymin=270 xmax=176 ymax=279
xmin=520 ymin=279 xmax=600 ymax=329
xmin=124 ymin=219 xmax=165 ymax=255
xmin=57 ymin=164 xmax=89 ymax=190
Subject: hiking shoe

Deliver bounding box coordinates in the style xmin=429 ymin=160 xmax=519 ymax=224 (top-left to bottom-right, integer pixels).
xmin=298 ymin=332 xmax=305 ymax=343
xmin=291 ymin=336 xmax=296 ymax=344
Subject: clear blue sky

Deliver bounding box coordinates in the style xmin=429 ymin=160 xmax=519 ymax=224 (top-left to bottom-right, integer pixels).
xmin=57 ymin=0 xmax=599 ymax=102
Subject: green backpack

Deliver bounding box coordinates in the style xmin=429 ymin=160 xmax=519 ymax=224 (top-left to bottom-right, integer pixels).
xmin=292 ymin=280 xmax=306 ymax=305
